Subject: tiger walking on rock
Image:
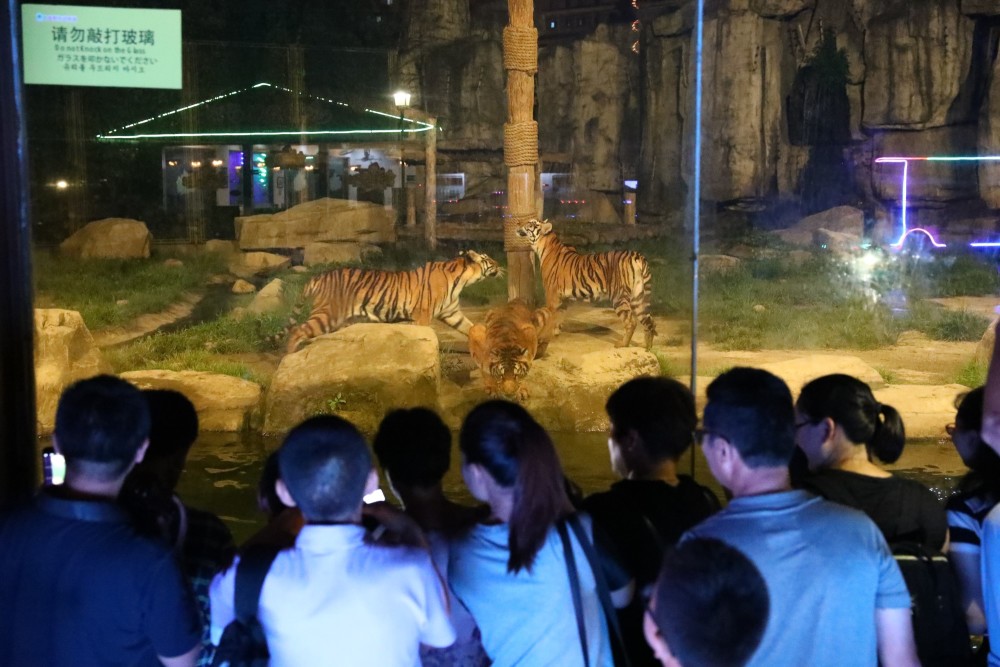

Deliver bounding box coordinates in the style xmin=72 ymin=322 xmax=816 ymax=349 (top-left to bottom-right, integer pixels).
xmin=469 ymin=299 xmax=557 ymax=401
xmin=515 ymin=219 xmax=656 ymax=349
xmin=282 ymin=250 xmax=504 ymax=353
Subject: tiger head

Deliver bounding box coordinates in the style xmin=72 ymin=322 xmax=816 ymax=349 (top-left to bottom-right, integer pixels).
xmin=489 ymin=346 xmax=532 ymax=400
xmin=459 ymin=250 xmax=505 ymax=280
xmin=514 ymin=219 xmax=553 ymax=247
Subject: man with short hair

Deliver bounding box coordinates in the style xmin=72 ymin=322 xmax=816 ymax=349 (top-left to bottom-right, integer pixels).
xmin=0 ymin=375 xmax=203 ymax=667
xmin=685 ymin=367 xmax=919 ymax=667
xmin=209 ymin=415 xmax=455 ymax=666
xmin=643 ymin=538 xmax=769 ymax=667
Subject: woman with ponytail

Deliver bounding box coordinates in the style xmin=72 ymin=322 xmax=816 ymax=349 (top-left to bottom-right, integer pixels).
xmin=449 ymin=400 xmax=631 ymax=666
xmin=793 ymin=374 xmax=947 ymax=550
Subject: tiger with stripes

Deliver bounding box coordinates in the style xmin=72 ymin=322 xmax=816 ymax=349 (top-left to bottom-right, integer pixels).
xmin=282 ymin=250 xmax=504 ymax=353
xmin=515 ymin=218 xmax=656 ymax=349
xmin=469 ymin=299 xmax=558 ymax=401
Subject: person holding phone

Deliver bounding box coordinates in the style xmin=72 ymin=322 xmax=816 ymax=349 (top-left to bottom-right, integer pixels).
xmin=0 ymin=376 xmax=202 ymax=667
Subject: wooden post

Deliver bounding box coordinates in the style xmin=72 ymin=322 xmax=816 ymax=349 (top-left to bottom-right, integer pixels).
xmin=504 ymin=0 xmax=538 ymax=303
xmin=424 ymin=116 xmax=437 ymax=250
xmin=406 ymin=183 xmax=417 ymax=227
xmin=624 ymin=194 xmax=636 ymax=225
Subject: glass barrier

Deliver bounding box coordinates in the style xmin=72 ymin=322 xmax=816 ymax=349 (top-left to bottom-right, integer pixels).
xmin=22 ymin=0 xmax=989 ymax=514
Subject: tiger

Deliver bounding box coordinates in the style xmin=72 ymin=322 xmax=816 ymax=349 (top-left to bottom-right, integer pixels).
xmin=282 ymin=250 xmax=504 ymax=353
xmin=468 ymin=299 xmax=558 ymax=401
xmin=515 ymin=218 xmax=656 ymax=349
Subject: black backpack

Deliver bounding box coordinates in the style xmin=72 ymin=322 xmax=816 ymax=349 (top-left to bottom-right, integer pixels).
xmin=210 ymin=546 xmax=281 ymax=667
xmin=892 ymin=542 xmax=971 ymax=667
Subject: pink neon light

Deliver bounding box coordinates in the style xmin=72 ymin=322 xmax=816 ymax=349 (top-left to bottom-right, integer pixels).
xmin=874 ymin=157 xmax=947 ymax=248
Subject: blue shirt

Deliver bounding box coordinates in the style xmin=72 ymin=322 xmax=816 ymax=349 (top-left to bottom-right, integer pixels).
xmin=684 ymin=490 xmax=910 ymax=667
xmin=0 ymin=490 xmax=202 ymax=667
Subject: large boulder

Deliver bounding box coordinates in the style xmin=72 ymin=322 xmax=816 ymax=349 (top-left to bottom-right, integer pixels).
xmin=228 ymin=252 xmax=291 ymax=280
xmin=246 ymin=279 xmax=285 ymax=315
xmin=873 ymin=384 xmax=970 ymax=438
xmin=863 ymin=1 xmax=975 ymax=130
xmin=120 ymin=370 xmax=261 ymax=432
xmin=34 ymin=309 xmax=112 ymax=434
xmin=303 ymin=242 xmax=381 ymax=267
xmin=236 ymin=198 xmax=396 ymax=251
xmin=263 ymin=324 xmax=441 ymax=434
xmin=486 ymin=337 xmax=661 ymax=432
xmin=59 ymin=218 xmax=151 ymax=259
xmin=773 ymin=206 xmax=864 ymax=246
xmin=980 ymin=51 xmax=1000 ymax=208
xmin=759 ymin=354 xmax=885 ymax=394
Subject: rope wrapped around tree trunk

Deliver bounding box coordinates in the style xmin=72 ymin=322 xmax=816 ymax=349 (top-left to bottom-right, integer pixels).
xmin=504 ymin=213 xmax=535 ymax=251
xmin=503 ymin=121 xmax=538 ymax=167
xmin=503 ymin=26 xmax=538 ymax=73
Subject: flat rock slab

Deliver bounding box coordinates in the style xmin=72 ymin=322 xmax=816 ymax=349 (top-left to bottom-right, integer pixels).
xmin=264 ymin=324 xmax=440 ymax=435
xmin=758 ymin=354 xmax=885 ymax=393
xmin=92 ymin=292 xmax=204 ymax=348
xmin=873 ymin=384 xmax=970 ymax=439
xmin=120 ymin=370 xmax=262 ymax=432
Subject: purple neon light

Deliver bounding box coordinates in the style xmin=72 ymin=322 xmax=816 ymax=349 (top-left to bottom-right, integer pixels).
xmin=874 ymin=157 xmax=947 ymax=248
xmin=875 ymin=155 xmax=1000 ymax=249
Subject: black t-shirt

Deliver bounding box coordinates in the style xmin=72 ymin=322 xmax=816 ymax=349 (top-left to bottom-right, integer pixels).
xmin=799 ymin=469 xmax=948 ymax=550
xmin=0 ymin=490 xmax=203 ymax=667
xmin=582 ymin=476 xmax=721 ymax=586
xmin=582 ymin=477 xmax=720 ymax=667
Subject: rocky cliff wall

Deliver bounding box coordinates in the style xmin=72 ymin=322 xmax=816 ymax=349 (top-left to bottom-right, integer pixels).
xmin=398 ymin=0 xmax=1000 ymax=233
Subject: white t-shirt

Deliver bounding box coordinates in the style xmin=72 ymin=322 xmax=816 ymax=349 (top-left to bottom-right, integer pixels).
xmin=448 ymin=520 xmax=613 ymax=667
xmin=210 ymin=524 xmax=455 ymax=667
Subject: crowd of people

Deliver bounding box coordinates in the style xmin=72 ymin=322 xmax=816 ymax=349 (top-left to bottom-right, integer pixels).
xmin=6 ymin=343 xmax=1000 ymax=666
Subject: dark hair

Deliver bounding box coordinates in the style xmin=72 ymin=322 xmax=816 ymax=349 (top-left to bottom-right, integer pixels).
xmin=55 ymin=375 xmax=151 ymax=481
xmin=953 ymin=387 xmax=1000 ymax=496
xmin=605 ymin=376 xmax=696 ymax=462
xmin=796 ymin=374 xmax=905 ymax=464
xmin=652 ymin=538 xmax=769 ymax=667
xmin=373 ymin=408 xmax=451 ymax=487
xmin=278 ymin=415 xmax=372 ymax=523
xmin=142 ymin=389 xmax=199 ymax=460
xmin=460 ymin=400 xmax=572 ymax=573
xmin=704 ymin=368 xmax=795 ymax=467
xmin=258 ymin=451 xmax=291 ymax=517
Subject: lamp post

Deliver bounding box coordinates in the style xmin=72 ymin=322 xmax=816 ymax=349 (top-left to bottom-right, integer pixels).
xmin=393 ymin=91 xmax=415 ymax=230
xmin=393 ymin=90 xmax=436 ymax=250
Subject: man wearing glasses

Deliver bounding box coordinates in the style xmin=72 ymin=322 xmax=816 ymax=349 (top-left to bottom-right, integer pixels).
xmin=682 ymin=367 xmax=919 ymax=667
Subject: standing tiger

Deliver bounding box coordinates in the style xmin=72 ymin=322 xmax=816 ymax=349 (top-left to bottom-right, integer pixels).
xmin=283 ymin=250 xmax=503 ymax=353
xmin=468 ymin=299 xmax=558 ymax=401
xmin=515 ymin=218 xmax=656 ymax=349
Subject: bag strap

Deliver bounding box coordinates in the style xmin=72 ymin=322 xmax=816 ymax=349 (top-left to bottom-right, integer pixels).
xmin=567 ymin=514 xmax=631 ymax=667
xmin=234 ymin=545 xmax=282 ymax=623
xmin=557 ymin=520 xmax=590 ymax=666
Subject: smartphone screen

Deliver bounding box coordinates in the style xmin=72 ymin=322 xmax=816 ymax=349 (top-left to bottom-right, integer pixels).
xmin=362 ymin=488 xmax=385 ymax=504
xmin=42 ymin=447 xmax=66 ymax=486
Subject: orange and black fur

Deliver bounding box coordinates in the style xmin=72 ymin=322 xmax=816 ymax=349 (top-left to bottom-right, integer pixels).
xmin=515 ymin=219 xmax=656 ymax=349
xmin=468 ymin=299 xmax=557 ymax=401
xmin=283 ymin=250 xmax=503 ymax=353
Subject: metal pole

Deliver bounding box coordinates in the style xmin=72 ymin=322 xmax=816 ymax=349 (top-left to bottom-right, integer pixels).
xmin=689 ymin=0 xmax=706 ymax=478
xmin=0 ymin=0 xmax=38 ymax=508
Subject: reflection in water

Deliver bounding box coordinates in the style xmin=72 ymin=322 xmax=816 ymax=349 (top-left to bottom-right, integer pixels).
xmin=178 ymin=431 xmax=968 ymax=545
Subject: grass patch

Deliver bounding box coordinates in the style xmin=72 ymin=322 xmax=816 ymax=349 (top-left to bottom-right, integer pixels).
xmin=954 ymin=360 xmax=987 ymax=388
xmin=653 ymin=350 xmax=677 ymax=377
xmin=905 ymin=304 xmax=991 ymax=342
xmin=104 ymin=313 xmax=285 ymax=380
xmin=876 ymin=367 xmax=899 ymax=385
xmin=34 ymin=250 xmax=227 ymax=329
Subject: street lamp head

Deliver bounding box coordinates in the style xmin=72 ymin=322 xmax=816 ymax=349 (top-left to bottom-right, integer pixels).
xmin=393 ymin=90 xmax=412 ymax=109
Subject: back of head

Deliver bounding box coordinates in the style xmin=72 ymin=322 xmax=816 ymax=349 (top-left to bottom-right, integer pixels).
xmin=460 ymin=400 xmax=570 ymax=572
xmin=54 ymin=375 xmax=150 ymax=482
xmin=606 ymin=376 xmax=696 ymax=462
xmin=651 ymin=538 xmax=769 ymax=667
xmin=704 ymin=368 xmax=795 ymax=468
xmin=278 ymin=415 xmax=371 ymax=523
xmin=796 ymin=374 xmax=905 ymax=464
xmin=142 ymin=389 xmax=199 ymax=461
xmin=956 ymin=387 xmax=984 ymax=433
xmin=954 ymin=387 xmax=1000 ymax=479
xmin=373 ymin=407 xmax=451 ymax=488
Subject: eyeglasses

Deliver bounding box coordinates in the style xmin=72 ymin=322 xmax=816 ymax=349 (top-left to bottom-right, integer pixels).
xmin=945 ymin=423 xmax=956 ymax=437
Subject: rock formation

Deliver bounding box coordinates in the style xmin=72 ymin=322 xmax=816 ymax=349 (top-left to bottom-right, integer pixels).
xmin=60 ymin=218 xmax=152 ymax=259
